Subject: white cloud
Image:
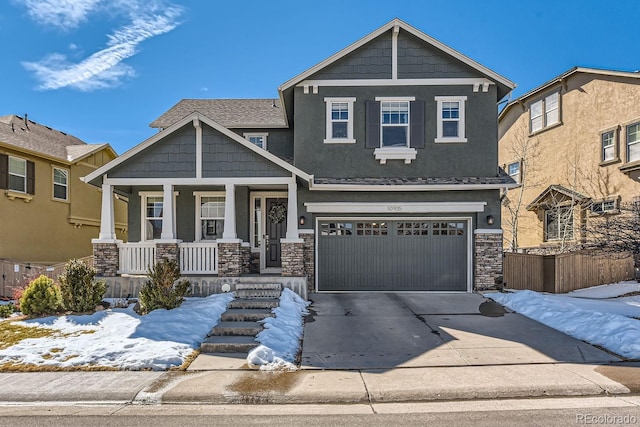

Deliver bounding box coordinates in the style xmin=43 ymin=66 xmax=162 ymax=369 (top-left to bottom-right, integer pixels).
xmin=17 ymin=0 xmax=102 ymax=30
xmin=21 ymin=3 xmax=183 ymax=91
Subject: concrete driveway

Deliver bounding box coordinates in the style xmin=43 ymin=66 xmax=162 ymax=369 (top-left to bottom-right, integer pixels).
xmin=300 ymin=292 xmax=621 ymax=370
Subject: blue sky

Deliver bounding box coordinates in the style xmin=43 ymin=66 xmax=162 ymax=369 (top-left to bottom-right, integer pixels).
xmin=1 ymin=0 xmax=639 ymax=154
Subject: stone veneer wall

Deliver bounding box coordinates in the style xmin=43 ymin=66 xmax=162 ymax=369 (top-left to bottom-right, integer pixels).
xmin=281 ymin=241 xmax=304 ymax=277
xmin=249 ymin=251 xmax=260 ymax=274
xmin=474 ymin=232 xmax=503 ymax=290
xmin=301 ymin=233 xmax=315 ymax=293
xmin=155 ymin=243 xmax=179 ymax=264
xmin=218 ymin=242 xmax=242 ymax=276
xmin=93 ymin=243 xmax=119 ymax=277
xmin=240 ymin=244 xmax=251 ymax=274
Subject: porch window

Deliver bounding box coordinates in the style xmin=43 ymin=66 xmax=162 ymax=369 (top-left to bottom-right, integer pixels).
xmin=198 ymin=195 xmax=225 ymax=241
xmin=145 ymin=196 xmax=164 ymax=241
xmin=544 ymin=205 xmax=574 ymax=241
xmin=252 ymin=198 xmax=262 ymax=248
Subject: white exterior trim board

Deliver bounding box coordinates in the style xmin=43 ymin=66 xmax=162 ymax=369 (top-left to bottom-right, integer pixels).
xmin=298 ymin=78 xmax=494 ymax=88
xmin=104 ymin=177 xmax=295 ymax=186
xmin=309 ymin=183 xmax=519 ymax=191
xmin=304 ymin=201 xmax=487 ymax=213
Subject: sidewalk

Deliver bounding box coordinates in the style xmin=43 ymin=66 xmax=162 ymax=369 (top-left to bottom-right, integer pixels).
xmin=0 ymin=361 xmax=637 ymax=405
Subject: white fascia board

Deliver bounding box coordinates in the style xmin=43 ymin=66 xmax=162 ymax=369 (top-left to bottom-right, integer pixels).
xmin=83 ymin=112 xmax=312 ymax=185
xmin=304 ymin=202 xmax=487 ymax=213
xmin=299 ymin=78 xmax=494 ymax=88
xmin=309 ymin=183 xmax=519 ymax=191
xmin=104 ymin=177 xmax=295 ymax=186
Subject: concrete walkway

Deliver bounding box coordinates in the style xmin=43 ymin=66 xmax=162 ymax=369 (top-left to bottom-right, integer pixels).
xmin=0 ymin=292 xmax=637 ymax=405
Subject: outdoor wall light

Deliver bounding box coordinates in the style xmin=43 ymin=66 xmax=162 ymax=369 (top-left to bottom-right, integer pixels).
xmin=299 ymin=215 xmax=306 ymax=226
xmin=486 ymin=215 xmax=495 ymax=226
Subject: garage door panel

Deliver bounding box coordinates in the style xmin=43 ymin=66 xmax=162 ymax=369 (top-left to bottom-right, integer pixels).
xmin=318 ymin=219 xmax=468 ymax=292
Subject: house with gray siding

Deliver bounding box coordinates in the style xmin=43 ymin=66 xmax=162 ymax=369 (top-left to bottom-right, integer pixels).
xmin=83 ymin=18 xmax=516 ymax=296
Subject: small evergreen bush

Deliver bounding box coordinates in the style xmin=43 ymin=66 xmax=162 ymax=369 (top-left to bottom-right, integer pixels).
xmin=59 ymin=259 xmax=106 ymax=313
xmin=19 ymin=275 xmax=62 ymax=316
xmin=138 ymin=259 xmax=190 ymax=314
xmin=0 ymin=303 xmax=15 ymax=318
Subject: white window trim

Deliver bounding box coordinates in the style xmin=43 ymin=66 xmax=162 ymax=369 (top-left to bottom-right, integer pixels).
xmin=377 ymin=97 xmax=413 ymax=149
xmin=52 ymin=166 xmax=69 ymax=202
xmin=323 ymin=97 xmax=356 ymax=144
xmin=435 ymin=96 xmax=467 ymax=143
xmin=243 ymin=132 xmax=268 ymax=150
xmin=194 ymin=191 xmax=225 ymax=242
xmin=373 ymin=147 xmax=417 ymax=164
xmin=139 ymin=191 xmax=178 ymax=242
xmin=8 ymin=156 xmax=27 ymax=193
xmin=507 ymin=161 xmax=520 ymax=183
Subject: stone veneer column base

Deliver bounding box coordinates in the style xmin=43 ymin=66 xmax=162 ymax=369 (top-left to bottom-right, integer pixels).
xmin=474 ymin=231 xmax=503 ymax=291
xmin=218 ymin=242 xmax=242 ymax=277
xmin=281 ymin=241 xmax=304 ymax=277
xmin=93 ymin=242 xmax=119 ymax=277
xmin=301 ymin=232 xmax=315 ymax=293
xmin=155 ymin=243 xmax=180 ymax=265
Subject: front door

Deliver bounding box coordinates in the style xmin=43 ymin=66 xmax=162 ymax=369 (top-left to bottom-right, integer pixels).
xmin=265 ymin=198 xmax=287 ymax=268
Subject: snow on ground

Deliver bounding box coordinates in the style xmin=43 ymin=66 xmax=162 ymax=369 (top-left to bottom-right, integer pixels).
xmin=0 ymin=293 xmax=234 ymax=370
xmin=485 ymin=284 xmax=640 ymax=360
xmin=247 ymin=288 xmax=310 ymax=371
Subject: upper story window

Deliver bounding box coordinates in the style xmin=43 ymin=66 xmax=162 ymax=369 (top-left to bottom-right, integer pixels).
xmin=9 ymin=156 xmax=27 ymax=193
xmin=601 ymin=130 xmax=617 ymax=162
xmin=52 ymin=167 xmax=69 ymax=201
xmin=381 ymin=100 xmax=410 ymax=147
xmin=508 ymin=161 xmax=521 ymax=183
xmin=626 ymin=122 xmax=640 ymax=163
xmin=435 ymin=96 xmax=467 ymax=143
xmin=530 ymin=92 xmax=560 ymax=133
xmin=196 ymin=193 xmax=225 ymax=241
xmin=324 ymin=97 xmax=355 ymax=143
xmin=244 ymin=133 xmax=268 ymax=149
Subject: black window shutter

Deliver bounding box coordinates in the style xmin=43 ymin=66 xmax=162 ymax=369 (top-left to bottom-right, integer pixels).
xmin=26 ymin=160 xmax=35 ymax=195
xmin=365 ymin=101 xmax=380 ymax=149
xmin=409 ymin=100 xmax=425 ymax=148
xmin=0 ymin=154 xmax=7 ymax=189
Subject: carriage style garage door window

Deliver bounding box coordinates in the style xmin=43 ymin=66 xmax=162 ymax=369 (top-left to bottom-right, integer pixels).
xmin=317 ymin=219 xmax=470 ymax=291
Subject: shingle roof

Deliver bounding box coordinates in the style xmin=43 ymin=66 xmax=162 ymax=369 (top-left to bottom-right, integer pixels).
xmin=0 ymin=115 xmax=108 ymax=162
xmin=149 ymin=99 xmax=287 ymax=129
xmin=314 ymin=175 xmax=516 ymax=186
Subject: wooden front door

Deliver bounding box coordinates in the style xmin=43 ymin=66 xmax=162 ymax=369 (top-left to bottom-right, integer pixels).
xmin=265 ymin=198 xmax=287 ymax=268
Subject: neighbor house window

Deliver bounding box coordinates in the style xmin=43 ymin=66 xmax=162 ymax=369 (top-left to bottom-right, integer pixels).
xmin=196 ymin=193 xmax=225 ymax=241
xmin=324 ymin=97 xmax=355 ymax=143
xmin=626 ymin=123 xmax=640 ymax=163
xmin=380 ymin=100 xmax=410 ymax=147
xmin=544 ymin=206 xmax=573 ymax=241
xmin=592 ymin=199 xmax=617 ymax=214
xmin=8 ymin=156 xmax=27 ymax=193
xmin=508 ymin=161 xmax=521 ymax=183
xmin=52 ymin=167 xmax=68 ymax=201
xmin=244 ymin=133 xmax=268 ymax=149
xmin=144 ymin=195 xmax=164 ymax=241
xmin=435 ymin=96 xmax=467 ymax=143
xmin=530 ymin=92 xmax=560 ymax=133
xmin=601 ymin=130 xmax=616 ymax=162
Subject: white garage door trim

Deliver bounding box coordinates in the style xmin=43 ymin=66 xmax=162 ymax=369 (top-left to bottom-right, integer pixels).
xmin=315 ymin=216 xmax=473 ymax=293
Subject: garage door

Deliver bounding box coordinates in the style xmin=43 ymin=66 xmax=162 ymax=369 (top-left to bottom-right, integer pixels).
xmin=317 ymin=219 xmax=468 ymax=291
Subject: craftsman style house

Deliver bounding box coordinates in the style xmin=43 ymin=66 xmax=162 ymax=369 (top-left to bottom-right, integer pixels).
xmin=0 ymin=114 xmax=127 ymax=264
xmin=499 ymin=67 xmax=640 ymax=252
xmin=84 ymin=19 xmax=515 ymax=294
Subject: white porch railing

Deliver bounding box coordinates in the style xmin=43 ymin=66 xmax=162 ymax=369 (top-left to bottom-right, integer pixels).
xmin=118 ymin=243 xmax=155 ymax=275
xmin=179 ymin=242 xmax=218 ymax=274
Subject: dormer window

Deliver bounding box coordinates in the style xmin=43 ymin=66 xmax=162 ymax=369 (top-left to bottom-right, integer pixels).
xmin=244 ymin=133 xmax=268 ymax=149
xmin=324 ymin=97 xmax=355 ymax=143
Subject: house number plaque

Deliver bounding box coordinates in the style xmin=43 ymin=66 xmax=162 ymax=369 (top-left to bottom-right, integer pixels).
xmin=387 ymin=205 xmax=402 ymax=212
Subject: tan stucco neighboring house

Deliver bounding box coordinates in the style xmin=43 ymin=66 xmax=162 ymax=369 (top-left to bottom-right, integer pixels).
xmin=498 ymin=67 xmax=640 ymax=252
xmin=0 ymin=114 xmax=127 ymax=264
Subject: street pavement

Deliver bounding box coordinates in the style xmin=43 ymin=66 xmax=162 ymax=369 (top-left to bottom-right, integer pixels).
xmin=0 ymin=292 xmax=638 ymax=405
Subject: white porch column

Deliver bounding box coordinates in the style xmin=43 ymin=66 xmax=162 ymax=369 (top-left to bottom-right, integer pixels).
xmin=286 ymin=181 xmax=300 ymax=240
xmin=222 ymin=183 xmax=237 ymax=239
xmin=160 ymin=184 xmax=176 ymax=240
xmin=98 ymin=184 xmax=116 ymax=240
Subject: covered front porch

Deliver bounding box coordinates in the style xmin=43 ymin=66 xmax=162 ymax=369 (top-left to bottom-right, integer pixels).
xmin=92 ymin=178 xmax=313 ymax=286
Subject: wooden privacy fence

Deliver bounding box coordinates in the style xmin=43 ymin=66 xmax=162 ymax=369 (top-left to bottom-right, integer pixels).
xmin=0 ymin=256 xmax=94 ymax=298
xmin=503 ymin=251 xmax=635 ymax=293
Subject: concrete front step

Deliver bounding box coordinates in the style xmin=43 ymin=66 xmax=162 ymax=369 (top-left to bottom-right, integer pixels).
xmin=235 ymin=289 xmax=281 ymax=299
xmin=236 ymin=283 xmax=282 ymax=291
xmin=228 ymin=298 xmax=280 ymax=309
xmin=201 ymin=335 xmax=259 ymax=353
xmin=221 ymin=308 xmax=274 ymax=322
xmin=210 ymin=321 xmax=263 ymax=336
